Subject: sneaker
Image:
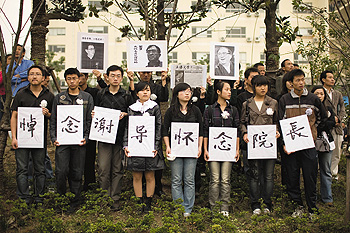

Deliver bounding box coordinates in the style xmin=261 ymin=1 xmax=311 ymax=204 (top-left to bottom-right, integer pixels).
xmin=183 ymin=212 xmax=191 ymax=217
xmin=220 ymin=211 xmax=229 ymax=217
xmin=292 ymin=206 xmax=304 ymax=218
xmin=253 ymin=208 xmax=261 ymax=215
xmin=263 ymin=208 xmax=270 ymax=215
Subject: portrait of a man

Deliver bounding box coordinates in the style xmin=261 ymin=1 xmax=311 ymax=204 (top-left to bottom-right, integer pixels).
xmin=81 ymin=42 xmax=104 ymax=70
xmin=146 ymin=45 xmax=163 ymax=67
xmin=214 ymin=46 xmax=235 ymax=76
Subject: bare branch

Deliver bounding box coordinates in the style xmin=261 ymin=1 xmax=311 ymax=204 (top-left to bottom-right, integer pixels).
xmin=115 ymin=0 xmax=141 ymax=40
xmin=166 ymin=0 xmax=179 ymax=47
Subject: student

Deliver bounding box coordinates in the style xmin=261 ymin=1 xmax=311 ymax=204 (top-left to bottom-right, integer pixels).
xmin=311 ymin=86 xmax=335 ymax=207
xmin=162 ymin=83 xmax=203 ymax=217
xmin=279 ymin=69 xmax=327 ymax=217
xmin=11 ymin=65 xmax=54 ymax=204
xmin=124 ymin=82 xmax=164 ymax=213
xmin=240 ymin=75 xmax=279 ymax=215
xmin=203 ymin=81 xmax=240 ymax=216
xmin=50 ymin=68 xmax=94 ymax=210
xmin=95 ymin=65 xmax=133 ymax=211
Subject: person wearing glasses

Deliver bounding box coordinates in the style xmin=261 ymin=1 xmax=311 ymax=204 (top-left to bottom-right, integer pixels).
xmin=146 ymin=45 xmax=163 ymax=67
xmin=215 ymin=46 xmax=234 ymax=76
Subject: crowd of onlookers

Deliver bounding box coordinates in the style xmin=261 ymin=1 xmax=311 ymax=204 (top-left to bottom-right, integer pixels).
xmin=2 ymin=44 xmax=348 ymax=218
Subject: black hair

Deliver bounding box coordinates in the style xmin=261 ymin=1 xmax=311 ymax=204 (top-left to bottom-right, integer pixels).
xmin=320 ymin=70 xmax=333 ymax=85
xmin=171 ymin=83 xmax=192 ymax=115
xmin=106 ymin=65 xmax=124 ymax=77
xmin=281 ymin=71 xmax=294 ymax=96
xmin=64 ymin=67 xmax=80 ymax=79
xmin=80 ymin=73 xmax=89 ymax=77
xmin=214 ymin=81 xmax=230 ymax=93
xmin=244 ymin=67 xmax=259 ymax=79
xmin=17 ymin=44 xmax=25 ymax=53
xmin=293 ymin=63 xmax=299 ymax=67
xmin=146 ymin=45 xmax=161 ymax=54
xmin=281 ymin=59 xmax=290 ymax=68
xmin=27 ymin=65 xmax=44 ymax=76
xmin=135 ymin=81 xmax=151 ymax=94
xmin=251 ymin=75 xmax=269 ymax=94
xmin=289 ymin=69 xmax=305 ymax=82
xmin=311 ymin=85 xmax=327 ymax=103
xmin=253 ymin=62 xmax=264 ymax=68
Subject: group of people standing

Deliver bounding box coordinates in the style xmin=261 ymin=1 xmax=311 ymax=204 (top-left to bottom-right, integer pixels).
xmin=7 ymin=44 xmax=347 ymax=218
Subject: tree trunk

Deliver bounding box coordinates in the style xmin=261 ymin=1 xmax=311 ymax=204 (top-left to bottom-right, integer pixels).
xmin=156 ymin=0 xmax=166 ymax=40
xmin=264 ymin=1 xmax=279 ymax=72
xmin=30 ymin=0 xmax=49 ymax=65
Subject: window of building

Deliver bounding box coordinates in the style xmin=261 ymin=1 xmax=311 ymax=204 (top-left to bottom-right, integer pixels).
xmin=164 ymin=1 xmax=176 ymax=13
xmin=170 ymin=29 xmax=178 ymax=38
xmin=298 ymin=28 xmax=313 ymax=37
xmin=260 ymin=27 xmax=266 ymax=38
xmin=88 ymin=26 xmax=108 ymax=34
xmin=192 ymin=27 xmax=212 ymax=38
xmin=293 ymin=2 xmax=312 ymax=13
xmin=123 ymin=0 xmax=138 ymax=12
xmin=239 ymin=52 xmax=247 ymax=64
xmin=192 ymin=52 xmax=209 ymax=62
xmin=48 ymin=45 xmax=65 ymax=53
xmin=48 ymin=28 xmax=66 ymax=36
xmin=294 ymin=53 xmax=309 ymax=64
xmin=260 ymin=52 xmax=266 ymax=62
xmin=88 ymin=1 xmax=103 ymax=10
xmin=226 ymin=27 xmax=246 ymax=38
xmin=191 ymin=1 xmax=211 ymax=12
xmin=226 ymin=3 xmax=245 ymax=13
xmin=169 ymin=52 xmax=178 ymax=63
xmin=122 ymin=52 xmax=127 ymax=61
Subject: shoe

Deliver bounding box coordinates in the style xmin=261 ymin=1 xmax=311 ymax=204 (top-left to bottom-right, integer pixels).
xmin=263 ymin=208 xmax=270 ymax=214
xmin=111 ymin=200 xmax=120 ymax=211
xmin=220 ymin=211 xmax=229 ymax=217
xmin=144 ymin=197 xmax=152 ymax=213
xmin=183 ymin=212 xmax=191 ymax=217
xmin=137 ymin=197 xmax=144 ymax=214
xmin=292 ymin=206 xmax=304 ymax=218
xmin=252 ymin=208 xmax=261 ymax=215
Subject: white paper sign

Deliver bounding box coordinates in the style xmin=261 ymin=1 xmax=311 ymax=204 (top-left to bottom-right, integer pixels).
xmin=128 ymin=116 xmax=155 ymax=157
xmin=208 ymin=127 xmax=237 ymax=162
xmin=17 ymin=107 xmax=44 ymax=148
xmin=77 ymin=32 xmax=108 ymax=73
xmin=89 ymin=106 xmax=120 ymax=144
xmin=171 ymin=122 xmax=199 ymax=158
xmin=247 ymin=125 xmax=277 ymax=159
xmin=210 ymin=42 xmax=239 ymax=80
xmin=127 ymin=40 xmax=168 ymax=72
xmin=170 ymin=64 xmax=207 ymax=88
xmin=280 ymin=115 xmax=315 ymax=153
xmin=57 ymin=105 xmax=83 ymax=145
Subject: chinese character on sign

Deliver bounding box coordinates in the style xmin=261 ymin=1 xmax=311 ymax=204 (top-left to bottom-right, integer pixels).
xmin=131 ymin=125 xmax=148 ymax=143
xmin=94 ymin=117 xmax=114 ymax=135
xmin=252 ymin=131 xmax=273 ymax=149
xmin=213 ymin=132 xmax=232 ymax=151
xmin=286 ymin=121 xmax=308 ymax=140
xmin=61 ymin=116 xmax=80 ymax=133
xmin=174 ymin=128 xmax=194 ymax=146
xmin=19 ymin=114 xmax=37 ymax=137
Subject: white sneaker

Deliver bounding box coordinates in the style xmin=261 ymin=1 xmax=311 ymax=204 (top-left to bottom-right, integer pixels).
xmin=183 ymin=212 xmax=191 ymax=217
xmin=220 ymin=211 xmax=229 ymax=217
xmin=263 ymin=208 xmax=270 ymax=214
xmin=253 ymin=208 xmax=261 ymax=215
xmin=292 ymin=206 xmax=304 ymax=218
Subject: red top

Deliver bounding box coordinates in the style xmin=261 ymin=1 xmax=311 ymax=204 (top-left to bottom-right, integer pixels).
xmin=0 ymin=71 xmax=6 ymax=95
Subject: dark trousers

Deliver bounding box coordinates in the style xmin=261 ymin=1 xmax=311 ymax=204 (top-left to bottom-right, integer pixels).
xmin=284 ymin=148 xmax=318 ymax=213
xmin=55 ymin=145 xmax=86 ymax=201
xmin=83 ymin=140 xmax=97 ymax=190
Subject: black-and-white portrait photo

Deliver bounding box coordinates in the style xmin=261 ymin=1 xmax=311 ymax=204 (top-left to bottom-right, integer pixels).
xmin=81 ymin=42 xmax=104 ymax=70
xmin=146 ymin=45 xmax=163 ymax=67
xmin=210 ymin=42 xmax=239 ymax=80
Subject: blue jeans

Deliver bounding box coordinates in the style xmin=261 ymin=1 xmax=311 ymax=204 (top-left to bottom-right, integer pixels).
xmin=15 ymin=148 xmax=45 ymax=203
xmin=28 ymin=151 xmax=54 ymax=179
xmin=318 ymin=150 xmax=333 ymax=203
xmin=170 ymin=157 xmax=197 ymax=213
xmin=209 ymin=161 xmax=232 ymax=211
xmin=247 ymin=159 xmax=275 ymax=210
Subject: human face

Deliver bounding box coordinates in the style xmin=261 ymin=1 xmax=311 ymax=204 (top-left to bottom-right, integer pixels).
xmin=136 ymin=86 xmax=151 ymax=103
xmin=85 ymin=45 xmax=95 ymax=58
xmin=65 ymin=74 xmax=80 ymax=90
xmin=217 ymin=83 xmax=231 ymax=100
xmin=28 ymin=68 xmax=43 ymax=86
xmin=79 ymin=73 xmax=88 ymax=86
xmin=313 ymin=88 xmax=325 ymax=102
xmin=292 ymin=75 xmax=305 ymax=92
xmin=42 ymin=75 xmax=50 ymax=87
xmin=139 ymin=71 xmax=152 ymax=82
xmin=107 ymin=70 xmax=123 ymax=87
xmin=257 ymin=65 xmax=266 ymax=76
xmin=246 ymin=72 xmax=259 ymax=87
xmin=286 ymin=80 xmax=293 ymax=92
xmin=15 ymin=46 xmax=24 ymax=59
xmin=255 ymin=84 xmax=268 ymax=97
xmin=6 ymin=55 xmax=12 ymax=65
xmin=282 ymin=60 xmax=294 ymax=73
xmin=177 ymin=88 xmax=192 ymax=102
xmin=217 ymin=47 xmax=232 ymax=66
xmin=146 ymin=46 xmax=160 ymax=62
xmin=322 ymin=72 xmax=335 ymax=87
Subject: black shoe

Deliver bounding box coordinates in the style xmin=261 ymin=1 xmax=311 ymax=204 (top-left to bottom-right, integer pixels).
xmin=144 ymin=197 xmax=152 ymax=213
xmin=111 ymin=200 xmax=120 ymax=211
